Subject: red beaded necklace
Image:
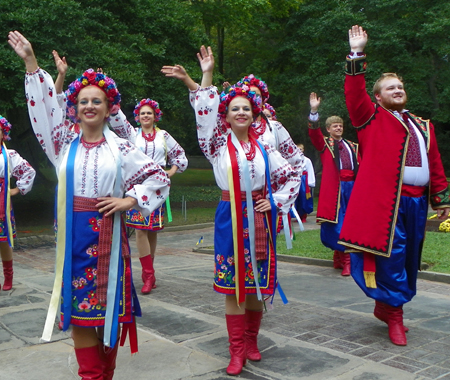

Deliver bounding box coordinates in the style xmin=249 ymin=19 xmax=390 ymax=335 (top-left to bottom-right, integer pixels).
xmin=80 ymin=136 xmax=106 ymax=150
xmin=252 ymin=118 xmax=267 ymax=137
xmin=142 ymin=128 xmax=157 ymax=142
xmin=240 ymin=138 xmax=256 ymax=161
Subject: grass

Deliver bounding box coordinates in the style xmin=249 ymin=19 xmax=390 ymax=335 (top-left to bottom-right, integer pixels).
xmin=15 ymin=167 xmax=450 ymax=275
xmin=277 ymin=228 xmax=450 ymax=274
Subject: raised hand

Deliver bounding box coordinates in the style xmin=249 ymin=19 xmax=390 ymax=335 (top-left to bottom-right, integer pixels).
xmin=222 ymin=81 xmax=231 ymax=91
xmin=348 ymin=25 xmax=368 ymax=53
xmin=8 ymin=31 xmax=38 ymax=72
xmin=161 ymin=64 xmax=189 ymax=81
xmin=197 ymin=45 xmax=214 ymax=74
xmin=52 ymin=50 xmax=68 ymax=76
xmin=161 ymin=64 xmax=197 ymax=91
xmin=309 ymin=92 xmax=321 ymax=113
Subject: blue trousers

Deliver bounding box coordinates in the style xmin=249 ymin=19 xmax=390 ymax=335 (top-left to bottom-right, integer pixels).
xmin=350 ymin=194 xmax=427 ymax=307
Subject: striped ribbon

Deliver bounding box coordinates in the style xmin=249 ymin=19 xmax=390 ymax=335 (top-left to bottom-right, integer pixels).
xmin=256 ymin=141 xmax=288 ymax=305
xmin=41 ymin=135 xmax=78 ymax=342
xmin=103 ymin=126 xmax=123 ymax=348
xmin=229 ymin=132 xmax=262 ymax=302
xmin=1 ymin=143 xmax=13 ymax=248
xmin=226 ymin=135 xmax=246 ymax=305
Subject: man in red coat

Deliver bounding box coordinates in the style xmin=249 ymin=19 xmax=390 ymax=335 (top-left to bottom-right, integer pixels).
xmin=340 ymin=25 xmax=450 ymax=346
xmin=308 ymin=93 xmax=358 ymax=276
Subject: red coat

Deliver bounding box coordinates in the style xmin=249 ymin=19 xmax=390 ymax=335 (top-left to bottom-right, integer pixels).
xmin=309 ymin=124 xmax=358 ymax=223
xmin=339 ymin=56 xmax=449 ymax=257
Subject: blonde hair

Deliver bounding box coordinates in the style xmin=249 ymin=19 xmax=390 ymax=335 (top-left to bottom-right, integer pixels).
xmin=373 ymin=73 xmax=403 ymax=96
xmin=325 ymin=116 xmax=343 ymax=128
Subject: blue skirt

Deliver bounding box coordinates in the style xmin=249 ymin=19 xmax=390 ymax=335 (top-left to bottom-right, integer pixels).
xmin=350 ymin=194 xmax=427 ymax=307
xmin=213 ymin=200 xmax=275 ymax=295
xmin=126 ymin=204 xmax=165 ymax=231
xmin=61 ymin=210 xmax=141 ymax=326
xmin=294 ymin=174 xmax=313 ymax=216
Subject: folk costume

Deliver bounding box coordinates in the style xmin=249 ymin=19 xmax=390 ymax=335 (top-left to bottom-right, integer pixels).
xmin=308 ymin=114 xmax=358 ymax=275
xmin=111 ymin=109 xmax=188 ymax=231
xmin=294 ymin=155 xmax=315 ymax=222
xmin=190 ymin=84 xmax=300 ymax=374
xmin=340 ymin=53 xmax=449 ymax=345
xmin=25 ymin=68 xmax=170 ymax=355
xmin=0 ymin=116 xmax=36 ymax=291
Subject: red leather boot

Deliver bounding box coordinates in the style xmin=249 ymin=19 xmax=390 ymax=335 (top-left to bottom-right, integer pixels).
xmin=245 ymin=309 xmax=263 ymax=361
xmin=139 ymin=255 xmax=156 ymax=294
xmin=374 ymin=301 xmax=408 ymax=332
xmin=339 ymin=252 xmax=351 ymax=276
xmin=384 ymin=304 xmax=407 ymax=346
xmin=225 ymin=314 xmax=246 ymax=376
xmin=333 ymin=251 xmax=343 ymax=269
xmin=2 ymin=260 xmax=13 ymax=291
xmin=74 ymin=345 xmax=103 ymax=380
xmin=99 ymin=342 xmax=119 ymax=380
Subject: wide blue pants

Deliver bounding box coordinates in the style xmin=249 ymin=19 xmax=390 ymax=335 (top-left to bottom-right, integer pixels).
xmin=350 ymin=194 xmax=427 ymax=307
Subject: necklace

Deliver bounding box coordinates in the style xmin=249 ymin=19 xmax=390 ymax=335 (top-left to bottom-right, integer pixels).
xmin=252 ymin=118 xmax=267 ymax=137
xmin=81 ymin=136 xmax=106 ymax=150
xmin=240 ymin=139 xmax=256 ymax=161
xmin=142 ymin=129 xmax=157 ymax=142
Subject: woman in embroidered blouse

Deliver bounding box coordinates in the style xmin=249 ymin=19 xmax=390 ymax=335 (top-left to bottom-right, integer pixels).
xmin=162 ymin=47 xmax=300 ymax=376
xmin=0 ymin=116 xmax=35 ymax=292
xmin=9 ymin=31 xmax=170 ymax=380
xmin=110 ymin=99 xmax=187 ymax=295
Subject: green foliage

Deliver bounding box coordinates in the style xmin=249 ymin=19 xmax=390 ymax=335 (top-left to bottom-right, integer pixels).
xmin=1 ymin=0 xmax=450 ymax=177
xmin=278 ymin=229 xmax=450 ymax=274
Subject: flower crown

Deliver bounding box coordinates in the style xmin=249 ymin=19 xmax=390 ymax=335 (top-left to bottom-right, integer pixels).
xmin=0 ymin=116 xmax=12 ymax=141
xmin=65 ymin=69 xmax=121 ymax=123
xmin=218 ymin=85 xmax=262 ymax=120
xmin=236 ymin=74 xmax=269 ymax=103
xmin=134 ymin=98 xmax=163 ymax=124
xmin=263 ymin=103 xmax=277 ymax=120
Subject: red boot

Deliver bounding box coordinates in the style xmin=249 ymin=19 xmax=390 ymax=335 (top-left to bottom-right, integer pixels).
xmin=384 ymin=304 xmax=407 ymax=346
xmin=333 ymin=251 xmax=343 ymax=269
xmin=2 ymin=260 xmax=13 ymax=291
xmin=245 ymin=309 xmax=263 ymax=361
xmin=226 ymin=314 xmax=246 ymax=376
xmin=374 ymin=301 xmax=408 ymax=332
xmin=74 ymin=346 xmax=103 ymax=380
xmin=99 ymin=342 xmax=119 ymax=380
xmin=339 ymin=252 xmax=351 ymax=276
xmin=139 ymin=255 xmax=156 ymax=294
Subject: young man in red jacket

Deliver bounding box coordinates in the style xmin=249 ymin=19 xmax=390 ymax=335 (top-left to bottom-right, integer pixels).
xmin=308 ymin=93 xmax=359 ymax=276
xmin=340 ymin=25 xmax=450 ymax=346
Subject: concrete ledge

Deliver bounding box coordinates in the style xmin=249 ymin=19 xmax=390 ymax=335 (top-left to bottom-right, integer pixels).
xmin=191 ymin=248 xmax=450 ymax=285
xmin=163 ymin=223 xmax=215 ymax=233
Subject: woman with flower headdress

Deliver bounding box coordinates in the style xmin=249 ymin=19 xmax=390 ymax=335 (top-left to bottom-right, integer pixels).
xmin=0 ymin=116 xmax=35 ymax=292
xmin=162 ymin=47 xmax=300 ymax=376
xmin=9 ymin=31 xmax=170 ymax=379
xmin=110 ymin=99 xmax=187 ymax=294
xmin=262 ymin=103 xmax=276 ymax=121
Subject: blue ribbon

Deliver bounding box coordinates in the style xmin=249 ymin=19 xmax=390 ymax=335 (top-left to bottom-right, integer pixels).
xmin=62 ymin=136 xmax=79 ymax=330
xmin=257 ymin=141 xmax=288 ymax=305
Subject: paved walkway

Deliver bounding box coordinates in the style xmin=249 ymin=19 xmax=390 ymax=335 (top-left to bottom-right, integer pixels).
xmin=1 ymin=221 xmax=450 ymax=379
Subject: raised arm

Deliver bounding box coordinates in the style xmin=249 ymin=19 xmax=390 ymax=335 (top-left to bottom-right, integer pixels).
xmin=307 ymin=92 xmax=325 ymax=152
xmin=52 ymin=50 xmax=68 ymax=94
xmin=309 ymin=92 xmax=321 ymax=114
xmin=348 ymin=25 xmax=368 ymax=54
xmin=197 ymin=46 xmax=214 ymax=88
xmin=8 ymin=31 xmax=38 ymax=72
xmin=161 ymin=64 xmax=198 ymax=91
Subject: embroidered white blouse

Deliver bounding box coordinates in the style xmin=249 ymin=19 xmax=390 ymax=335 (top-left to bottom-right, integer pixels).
xmin=110 ymin=111 xmax=188 ymax=172
xmin=190 ymin=85 xmax=300 ymax=214
xmin=24 ymin=68 xmax=169 ymax=217
xmin=0 ymin=149 xmax=35 ymax=195
xmin=253 ymin=119 xmax=305 ymax=175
